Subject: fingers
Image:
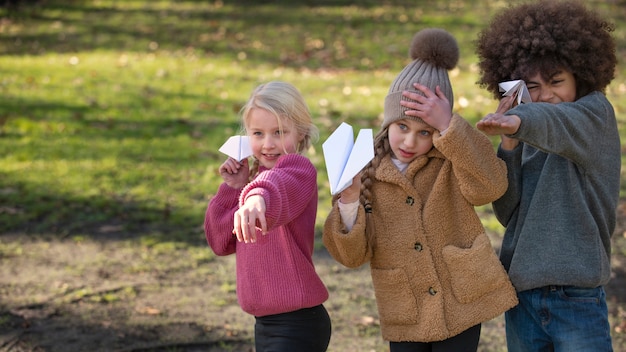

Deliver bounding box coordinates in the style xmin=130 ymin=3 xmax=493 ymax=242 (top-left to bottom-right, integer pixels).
xmin=220 ymin=157 xmax=243 ymax=175
xmin=477 ymin=113 xmax=500 ymax=133
xmin=400 ymin=93 xmax=423 ymax=110
xmin=496 ymin=95 xmax=515 ymax=114
xmin=434 ymin=86 xmax=449 ymax=103
xmin=400 ymin=85 xmax=429 ymax=106
xmin=400 ymin=84 xmax=449 ymax=110
xmin=233 ymin=211 xmax=258 ymax=243
xmin=257 ymin=213 xmax=267 ymax=235
xmin=233 ymin=211 xmax=244 ymax=243
xmin=339 ymin=175 xmax=361 ymax=204
xmin=411 ymin=83 xmax=435 ymax=97
xmin=232 ymin=195 xmax=266 ymax=243
xmin=477 ymin=113 xmax=521 ymax=136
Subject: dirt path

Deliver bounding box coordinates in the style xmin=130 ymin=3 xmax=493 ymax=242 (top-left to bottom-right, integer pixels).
xmin=1 ymin=220 xmax=625 ymax=351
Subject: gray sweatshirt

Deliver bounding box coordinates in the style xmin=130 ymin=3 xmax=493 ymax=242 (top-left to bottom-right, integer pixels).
xmin=494 ymin=91 xmax=620 ymax=292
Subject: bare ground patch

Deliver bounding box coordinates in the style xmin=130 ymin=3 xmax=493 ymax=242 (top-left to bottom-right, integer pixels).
xmin=1 ymin=213 xmax=625 ymax=352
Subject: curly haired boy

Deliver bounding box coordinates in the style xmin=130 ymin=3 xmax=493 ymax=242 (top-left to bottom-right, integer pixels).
xmin=475 ymin=1 xmax=619 ymax=351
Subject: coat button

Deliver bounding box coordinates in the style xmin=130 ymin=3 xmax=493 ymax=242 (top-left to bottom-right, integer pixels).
xmin=428 ymin=287 xmax=437 ymax=296
xmin=414 ymin=242 xmax=423 ymax=251
xmin=406 ymin=196 xmax=414 ymax=206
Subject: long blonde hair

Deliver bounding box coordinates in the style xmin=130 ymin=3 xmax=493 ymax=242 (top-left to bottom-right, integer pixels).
xmin=239 ymin=81 xmax=319 ymax=178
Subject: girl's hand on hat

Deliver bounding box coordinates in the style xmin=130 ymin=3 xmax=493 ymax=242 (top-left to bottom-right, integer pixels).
xmin=401 ymin=83 xmax=452 ymax=132
xmin=219 ymin=157 xmax=250 ymax=189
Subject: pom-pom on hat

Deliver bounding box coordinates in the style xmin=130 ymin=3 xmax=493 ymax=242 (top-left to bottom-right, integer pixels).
xmin=382 ymin=28 xmax=459 ymax=129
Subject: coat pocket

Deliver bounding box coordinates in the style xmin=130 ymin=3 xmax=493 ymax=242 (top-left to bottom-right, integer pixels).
xmin=371 ymin=267 xmax=420 ymax=325
xmin=442 ymin=233 xmax=510 ymax=304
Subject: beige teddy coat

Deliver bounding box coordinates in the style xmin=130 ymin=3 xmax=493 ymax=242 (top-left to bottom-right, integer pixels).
xmin=323 ymin=114 xmax=518 ymax=342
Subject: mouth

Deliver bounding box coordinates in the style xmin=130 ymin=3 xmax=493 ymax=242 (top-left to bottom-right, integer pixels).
xmin=262 ymin=153 xmax=281 ymax=160
xmin=398 ymin=149 xmax=415 ymax=159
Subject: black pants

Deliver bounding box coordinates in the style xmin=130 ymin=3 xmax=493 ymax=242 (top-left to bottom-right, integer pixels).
xmin=389 ymin=324 xmax=481 ymax=352
xmin=254 ymin=304 xmax=332 ymax=352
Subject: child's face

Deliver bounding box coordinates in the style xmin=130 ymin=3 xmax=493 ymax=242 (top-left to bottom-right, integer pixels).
xmin=525 ymin=69 xmax=576 ymax=104
xmin=388 ymin=119 xmax=434 ymax=163
xmin=247 ymin=108 xmax=302 ymax=169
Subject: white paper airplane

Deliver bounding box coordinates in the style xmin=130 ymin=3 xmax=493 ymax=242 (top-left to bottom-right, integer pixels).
xmin=499 ymin=80 xmax=532 ymax=105
xmin=322 ymin=122 xmax=374 ymax=195
xmin=219 ymin=135 xmax=253 ymax=162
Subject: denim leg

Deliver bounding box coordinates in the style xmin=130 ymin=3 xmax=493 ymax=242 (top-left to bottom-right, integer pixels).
xmin=506 ymin=286 xmax=613 ymax=352
xmin=547 ymin=286 xmax=613 ymax=352
xmin=506 ymin=289 xmax=552 ymax=352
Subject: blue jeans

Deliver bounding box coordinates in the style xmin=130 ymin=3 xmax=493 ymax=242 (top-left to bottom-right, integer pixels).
xmin=506 ymin=285 xmax=613 ymax=352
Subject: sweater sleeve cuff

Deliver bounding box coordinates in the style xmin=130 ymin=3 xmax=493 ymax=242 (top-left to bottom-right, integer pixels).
xmin=239 ymin=187 xmax=270 ymax=209
xmin=338 ymin=199 xmax=359 ymax=231
xmin=212 ymin=183 xmax=243 ymax=208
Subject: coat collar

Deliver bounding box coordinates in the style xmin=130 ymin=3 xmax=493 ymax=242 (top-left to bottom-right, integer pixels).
xmin=374 ymin=149 xmax=445 ymax=192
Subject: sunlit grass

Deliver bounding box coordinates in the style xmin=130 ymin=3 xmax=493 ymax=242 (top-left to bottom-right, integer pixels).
xmin=0 ymin=0 xmax=624 ymax=242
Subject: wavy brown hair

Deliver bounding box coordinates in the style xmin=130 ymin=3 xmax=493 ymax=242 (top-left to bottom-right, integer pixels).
xmin=475 ymin=0 xmax=617 ymax=100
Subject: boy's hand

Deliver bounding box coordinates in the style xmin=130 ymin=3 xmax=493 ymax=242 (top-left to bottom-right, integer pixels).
xmin=219 ymin=157 xmax=249 ymax=189
xmin=476 ymin=95 xmax=521 ymax=136
xmin=233 ymin=195 xmax=267 ymax=243
xmin=476 ymin=113 xmax=521 ymax=136
xmin=400 ymin=83 xmax=452 ymax=132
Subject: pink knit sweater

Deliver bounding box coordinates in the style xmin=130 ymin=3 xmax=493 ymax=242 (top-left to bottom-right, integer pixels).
xmin=205 ymin=154 xmax=328 ymax=317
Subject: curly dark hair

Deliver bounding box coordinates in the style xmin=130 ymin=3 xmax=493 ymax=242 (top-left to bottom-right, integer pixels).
xmin=475 ymin=0 xmax=617 ymax=100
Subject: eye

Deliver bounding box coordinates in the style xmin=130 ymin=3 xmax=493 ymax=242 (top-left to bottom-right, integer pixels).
xmin=397 ymin=123 xmax=408 ymax=131
xmin=419 ymin=130 xmax=432 ymax=137
xmin=252 ymin=131 xmax=262 ymax=137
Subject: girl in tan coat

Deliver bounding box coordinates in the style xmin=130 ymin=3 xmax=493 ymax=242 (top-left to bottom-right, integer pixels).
xmin=323 ymin=28 xmax=518 ymax=352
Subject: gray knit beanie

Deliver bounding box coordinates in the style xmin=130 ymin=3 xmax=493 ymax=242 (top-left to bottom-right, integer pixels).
xmin=382 ymin=28 xmax=459 ymax=129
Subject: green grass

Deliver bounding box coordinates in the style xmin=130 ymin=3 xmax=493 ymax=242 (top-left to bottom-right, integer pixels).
xmin=0 ymin=0 xmax=625 ymax=244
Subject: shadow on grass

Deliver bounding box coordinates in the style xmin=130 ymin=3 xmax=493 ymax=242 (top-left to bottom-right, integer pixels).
xmin=0 ymin=176 xmax=205 ymax=244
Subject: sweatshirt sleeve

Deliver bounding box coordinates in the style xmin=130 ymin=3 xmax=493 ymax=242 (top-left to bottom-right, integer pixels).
xmin=492 ymin=143 xmax=523 ymax=226
xmin=204 ymin=183 xmax=241 ymax=256
xmin=433 ymin=114 xmax=508 ymax=206
xmin=239 ymin=154 xmax=317 ymax=231
xmin=507 ymin=92 xmax=616 ymax=170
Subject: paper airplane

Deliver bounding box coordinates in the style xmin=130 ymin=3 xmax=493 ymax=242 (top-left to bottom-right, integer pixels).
xmin=499 ymin=80 xmax=531 ymax=105
xmin=322 ymin=122 xmax=374 ymax=195
xmin=219 ymin=135 xmax=253 ymax=162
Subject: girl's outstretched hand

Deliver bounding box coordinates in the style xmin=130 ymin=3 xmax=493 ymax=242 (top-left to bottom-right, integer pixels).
xmin=233 ymin=195 xmax=267 ymax=244
xmin=219 ymin=157 xmax=249 ymax=189
xmin=400 ymin=83 xmax=452 ymax=132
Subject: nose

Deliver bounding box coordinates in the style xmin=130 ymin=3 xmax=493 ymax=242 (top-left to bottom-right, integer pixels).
xmin=404 ymin=134 xmax=417 ymax=148
xmin=537 ymin=87 xmax=554 ymax=103
xmin=262 ymin=135 xmax=275 ymax=149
